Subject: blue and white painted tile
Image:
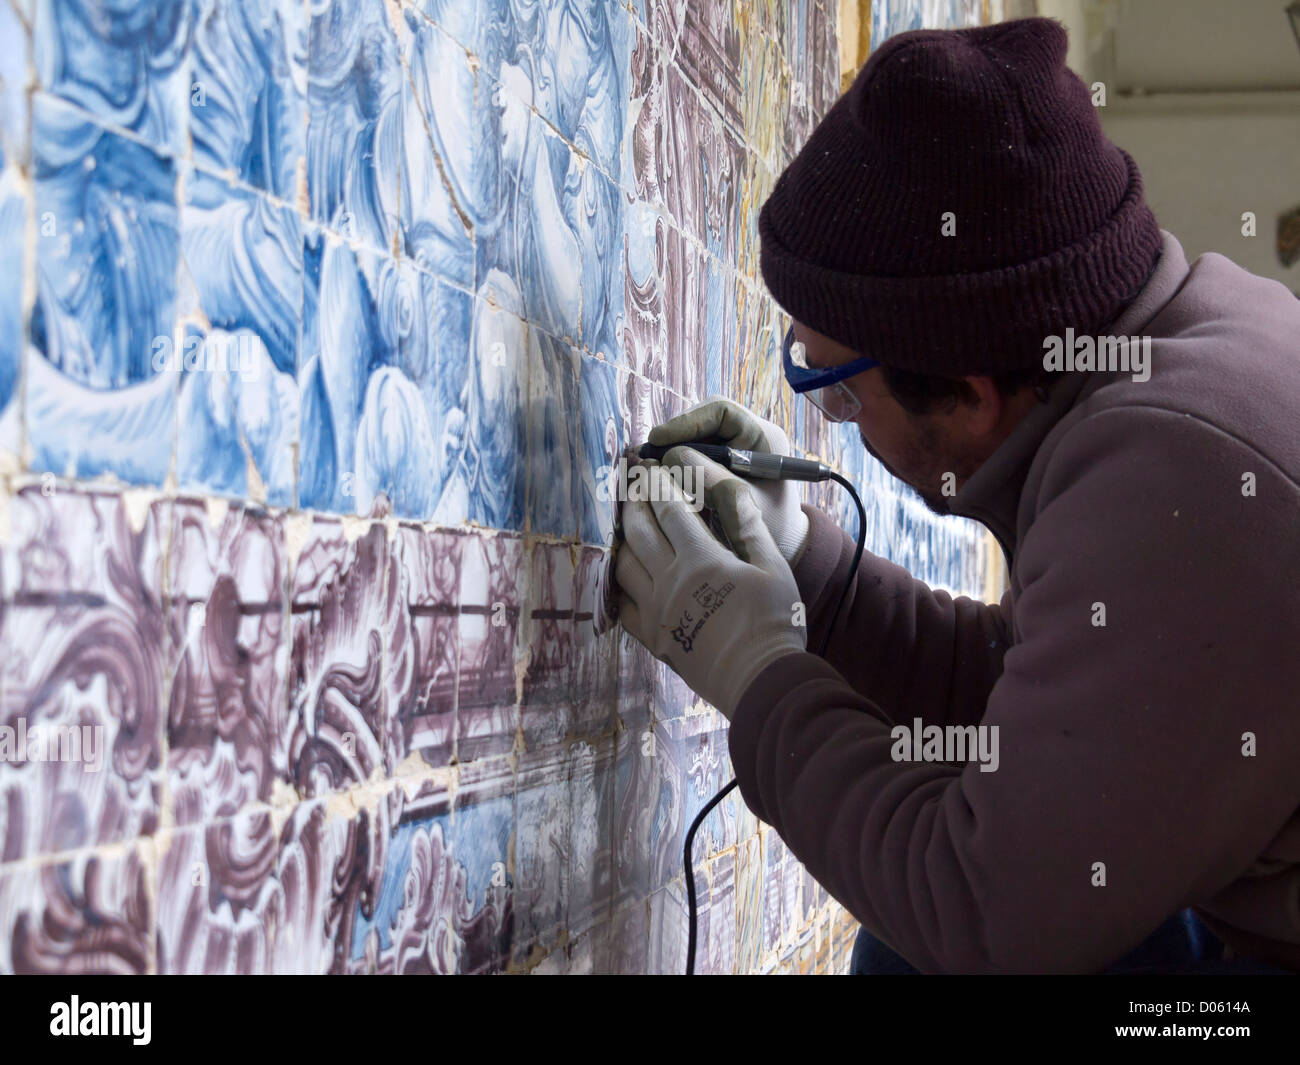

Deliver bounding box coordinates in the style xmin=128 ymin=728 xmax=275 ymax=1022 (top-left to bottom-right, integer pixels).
xmin=430 ymin=273 xmax=527 ymax=531
xmin=397 ymin=7 xmax=480 ymax=291
xmin=351 ymin=258 xmax=444 ymax=519
xmin=619 ymin=197 xmax=668 ymax=382
xmin=175 ymin=167 xmax=301 ymax=505
xmin=0 ymin=9 xmax=25 ymax=453
xmin=298 ymin=227 xmax=451 ymax=517
xmin=33 ymin=0 xmax=191 ymax=158
xmin=189 ymin=0 xmax=308 ymax=201
xmin=527 ymin=329 xmax=580 ymax=538
xmin=577 ymin=352 xmax=623 ymax=547
xmin=306 ymin=0 xmax=402 ymax=254
xmin=28 ymin=94 xmax=179 ymax=484
xmin=478 ymin=107 xmax=582 ymax=345
xmin=513 ymin=746 xmax=571 ymax=963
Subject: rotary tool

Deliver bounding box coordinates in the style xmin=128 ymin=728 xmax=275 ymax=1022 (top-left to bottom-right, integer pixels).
xmin=631 ymin=441 xmax=832 ymax=483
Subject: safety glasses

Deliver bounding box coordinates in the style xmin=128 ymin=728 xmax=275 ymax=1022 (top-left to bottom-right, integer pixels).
xmin=781 ymin=326 xmax=879 ymax=423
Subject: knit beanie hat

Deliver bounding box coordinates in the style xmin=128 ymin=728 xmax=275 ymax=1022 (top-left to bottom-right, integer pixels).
xmin=759 ymin=17 xmax=1162 ymax=376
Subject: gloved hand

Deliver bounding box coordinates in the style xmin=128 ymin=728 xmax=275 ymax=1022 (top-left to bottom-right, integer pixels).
xmin=616 ymin=447 xmax=807 ymax=720
xmin=648 ymin=397 xmax=812 ymax=566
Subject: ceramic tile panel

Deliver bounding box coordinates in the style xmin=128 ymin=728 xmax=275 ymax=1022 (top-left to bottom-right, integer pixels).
xmin=29 ymin=94 xmax=181 ymax=484
xmin=456 ymin=531 xmax=523 ymax=762
xmin=578 ymin=353 xmax=627 ymax=548
xmin=305 ymin=0 xmax=402 ymax=255
xmin=0 ymin=9 xmax=26 ymax=457
xmin=520 ymin=541 xmax=576 ymax=750
xmin=288 ymin=517 xmax=404 ymax=798
xmin=163 ymin=498 xmax=291 ymax=826
xmin=176 ymin=168 xmax=302 ymax=506
xmin=513 ymin=745 xmax=571 ymax=964
xmin=34 ymin=0 xmax=190 ymax=159
xmin=391 ymin=525 xmax=462 ymax=770
xmin=0 ymin=487 xmax=165 ymax=863
xmin=700 ymin=848 xmax=736 ymax=975
xmin=527 ymin=331 xmax=581 ymax=539
xmin=190 ymin=0 xmax=308 ymax=201
xmin=0 ymin=0 xmax=1002 ymax=974
xmin=572 ymin=545 xmax=619 ymax=734
xmin=0 ymin=838 xmax=154 ymax=974
xmin=156 ymin=797 xmax=377 ymax=973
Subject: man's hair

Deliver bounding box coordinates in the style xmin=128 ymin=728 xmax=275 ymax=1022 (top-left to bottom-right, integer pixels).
xmin=881 ymin=364 xmax=1064 ymax=416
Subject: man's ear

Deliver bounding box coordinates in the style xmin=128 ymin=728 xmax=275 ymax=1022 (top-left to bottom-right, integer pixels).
xmin=958 ymin=375 xmax=1004 ymax=437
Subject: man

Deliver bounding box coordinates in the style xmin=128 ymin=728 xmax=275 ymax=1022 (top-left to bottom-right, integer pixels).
xmin=614 ymin=17 xmax=1300 ymax=974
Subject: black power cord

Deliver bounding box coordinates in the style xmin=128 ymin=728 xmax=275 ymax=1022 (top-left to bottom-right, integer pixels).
xmin=684 ymin=469 xmax=867 ymax=974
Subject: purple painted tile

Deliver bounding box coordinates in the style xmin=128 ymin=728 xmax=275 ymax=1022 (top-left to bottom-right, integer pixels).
xmin=288 ymin=518 xmax=403 ymax=797
xmin=781 ymin=843 xmax=804 ymax=942
xmin=612 ymin=691 xmax=655 ymax=903
xmin=512 ymin=747 xmax=570 ymax=966
xmin=571 ymin=545 xmax=618 ymax=737
xmin=164 ymin=500 xmax=290 ymax=826
xmin=763 ymin=828 xmax=785 ymax=956
xmin=617 ymin=635 xmax=656 ymax=743
xmin=156 ymin=798 xmax=380 ymax=974
xmin=599 ymin=896 xmax=648 ymax=974
xmin=735 ymin=833 xmax=763 ymax=972
xmin=663 ymin=224 xmax=707 ymax=401
xmin=674 ymin=0 xmax=743 ymax=135
xmin=566 ymin=735 xmax=615 ymax=939
xmin=701 ymin=849 xmax=736 ymax=974
xmin=0 ymin=487 xmax=163 ymax=862
xmin=456 ymin=532 xmax=523 ymax=762
xmin=0 ymin=839 xmax=153 ymax=974
xmin=704 ymin=252 xmax=737 ymax=399
xmin=391 ymin=526 xmax=461 ymax=770
xmin=532 ymin=923 xmax=597 ymax=974
xmin=661 ymin=63 xmax=704 ymax=244
xmin=623 ymin=22 xmax=664 ymax=207
xmin=520 ymin=542 xmax=574 ymax=751
xmin=699 ymin=118 xmax=744 ymax=266
xmin=646 ymin=878 xmax=687 ymax=975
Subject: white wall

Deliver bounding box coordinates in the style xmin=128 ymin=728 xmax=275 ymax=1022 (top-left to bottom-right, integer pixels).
xmin=1102 ymin=95 xmax=1300 ymax=292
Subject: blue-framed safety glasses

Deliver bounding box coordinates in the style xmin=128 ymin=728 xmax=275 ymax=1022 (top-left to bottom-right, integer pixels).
xmin=782 ymin=326 xmax=879 ymax=423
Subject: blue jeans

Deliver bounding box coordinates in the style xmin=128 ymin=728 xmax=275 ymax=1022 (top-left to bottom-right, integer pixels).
xmin=849 ymin=910 xmax=1294 ymax=974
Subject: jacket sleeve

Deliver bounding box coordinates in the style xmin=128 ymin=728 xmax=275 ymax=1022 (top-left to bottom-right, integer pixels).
xmin=732 ymin=410 xmax=1300 ymax=972
xmin=794 ymin=503 xmax=1010 ymax=730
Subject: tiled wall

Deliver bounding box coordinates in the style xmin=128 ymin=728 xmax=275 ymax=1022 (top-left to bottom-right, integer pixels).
xmin=0 ymin=0 xmax=995 ymax=974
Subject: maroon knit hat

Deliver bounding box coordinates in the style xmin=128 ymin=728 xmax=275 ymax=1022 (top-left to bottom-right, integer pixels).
xmin=759 ymin=17 xmax=1162 ymax=376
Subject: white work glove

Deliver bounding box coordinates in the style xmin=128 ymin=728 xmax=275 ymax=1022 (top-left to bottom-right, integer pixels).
xmin=616 ymin=447 xmax=807 ymax=720
xmin=648 ymin=397 xmax=812 ymax=567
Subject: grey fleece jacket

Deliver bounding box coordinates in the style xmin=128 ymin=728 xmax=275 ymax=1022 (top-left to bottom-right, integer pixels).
xmin=730 ymin=231 xmax=1300 ymax=973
